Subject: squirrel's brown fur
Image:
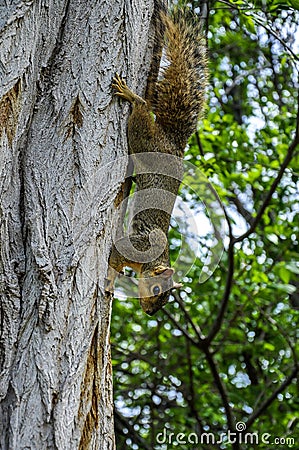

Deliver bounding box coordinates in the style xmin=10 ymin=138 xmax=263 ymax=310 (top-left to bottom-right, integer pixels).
xmin=107 ymin=6 xmax=208 ymax=315
xmin=150 ymin=8 xmax=208 ymax=152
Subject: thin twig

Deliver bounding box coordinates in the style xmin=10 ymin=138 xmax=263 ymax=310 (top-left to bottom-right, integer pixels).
xmin=233 ymin=86 xmax=299 ymax=242
xmin=253 ymin=14 xmax=299 ymax=64
xmin=217 ymin=0 xmax=299 ymax=63
xmin=246 ymin=365 xmax=299 ymax=429
xmin=259 ymin=309 xmax=298 ymax=365
xmin=204 ymin=347 xmax=238 ymax=448
xmin=233 ymin=142 xmax=299 ymax=244
xmin=186 ymin=338 xmax=205 ymax=434
xmin=205 ymin=240 xmax=234 ymax=344
xmin=228 ymin=192 xmax=254 ymax=226
xmin=173 ymin=291 xmax=205 ymax=342
xmin=114 ymin=409 xmax=152 ymax=450
xmin=163 ymin=307 xmax=199 ymax=346
xmin=195 ymin=130 xmax=205 ymax=157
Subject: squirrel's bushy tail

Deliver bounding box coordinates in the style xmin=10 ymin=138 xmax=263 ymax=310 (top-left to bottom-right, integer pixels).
xmin=150 ymin=8 xmax=208 ymax=151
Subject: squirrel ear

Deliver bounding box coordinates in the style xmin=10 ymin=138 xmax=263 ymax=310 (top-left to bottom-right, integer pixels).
xmin=154 ymin=266 xmax=174 ymax=277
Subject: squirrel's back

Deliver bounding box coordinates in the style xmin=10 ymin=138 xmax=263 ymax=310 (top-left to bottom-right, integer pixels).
xmin=148 ymin=8 xmax=208 ymax=152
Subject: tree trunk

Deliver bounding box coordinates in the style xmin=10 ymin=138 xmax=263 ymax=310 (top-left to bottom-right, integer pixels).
xmin=0 ymin=1 xmax=154 ymax=448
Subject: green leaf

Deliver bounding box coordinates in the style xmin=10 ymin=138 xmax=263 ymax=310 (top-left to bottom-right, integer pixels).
xmin=278 ymin=267 xmax=291 ymax=284
xmin=264 ymin=343 xmax=275 ymax=351
xmin=272 ymin=283 xmax=297 ymax=294
xmin=288 ymin=0 xmax=299 ymax=9
xmin=112 ymin=3 xmax=299 ymax=447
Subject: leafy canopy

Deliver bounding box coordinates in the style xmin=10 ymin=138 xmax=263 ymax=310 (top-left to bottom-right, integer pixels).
xmin=112 ymin=1 xmax=299 ymax=449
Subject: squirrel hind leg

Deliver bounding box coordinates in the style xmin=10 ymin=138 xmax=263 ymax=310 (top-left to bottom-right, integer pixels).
xmin=112 ymin=73 xmax=146 ymax=105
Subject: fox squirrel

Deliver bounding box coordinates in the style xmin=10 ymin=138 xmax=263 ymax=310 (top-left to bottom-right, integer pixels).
xmin=107 ymin=5 xmax=208 ymax=315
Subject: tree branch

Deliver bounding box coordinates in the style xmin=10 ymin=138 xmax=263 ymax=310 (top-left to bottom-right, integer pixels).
xmin=217 ymin=0 xmax=299 ymax=63
xmin=204 ymin=348 xmax=239 ymax=449
xmin=114 ymin=409 xmax=152 ymax=450
xmin=195 ymin=130 xmax=205 ymax=157
xmin=186 ymin=338 xmax=205 ymax=434
xmin=259 ymin=309 xmax=298 ymax=365
xmin=246 ymin=365 xmax=299 ymax=429
xmin=233 ymin=86 xmax=299 ymax=243
xmin=205 ymin=239 xmax=235 ymax=344
xmin=173 ymin=291 xmax=205 ymax=342
xmin=163 ymin=308 xmax=199 ymax=346
xmin=233 ymin=142 xmax=299 ymax=244
xmin=228 ymin=192 xmax=254 ymax=226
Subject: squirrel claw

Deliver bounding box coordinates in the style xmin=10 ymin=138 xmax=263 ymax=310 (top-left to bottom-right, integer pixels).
xmin=112 ymin=73 xmax=127 ymax=92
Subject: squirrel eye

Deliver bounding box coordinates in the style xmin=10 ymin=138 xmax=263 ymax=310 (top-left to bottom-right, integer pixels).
xmin=152 ymin=285 xmax=161 ymax=296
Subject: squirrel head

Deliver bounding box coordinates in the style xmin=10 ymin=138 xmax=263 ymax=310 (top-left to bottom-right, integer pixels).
xmin=139 ymin=265 xmax=182 ymax=315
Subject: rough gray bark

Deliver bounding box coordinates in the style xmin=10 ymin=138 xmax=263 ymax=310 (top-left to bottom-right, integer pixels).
xmin=0 ymin=1 xmax=154 ymax=448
